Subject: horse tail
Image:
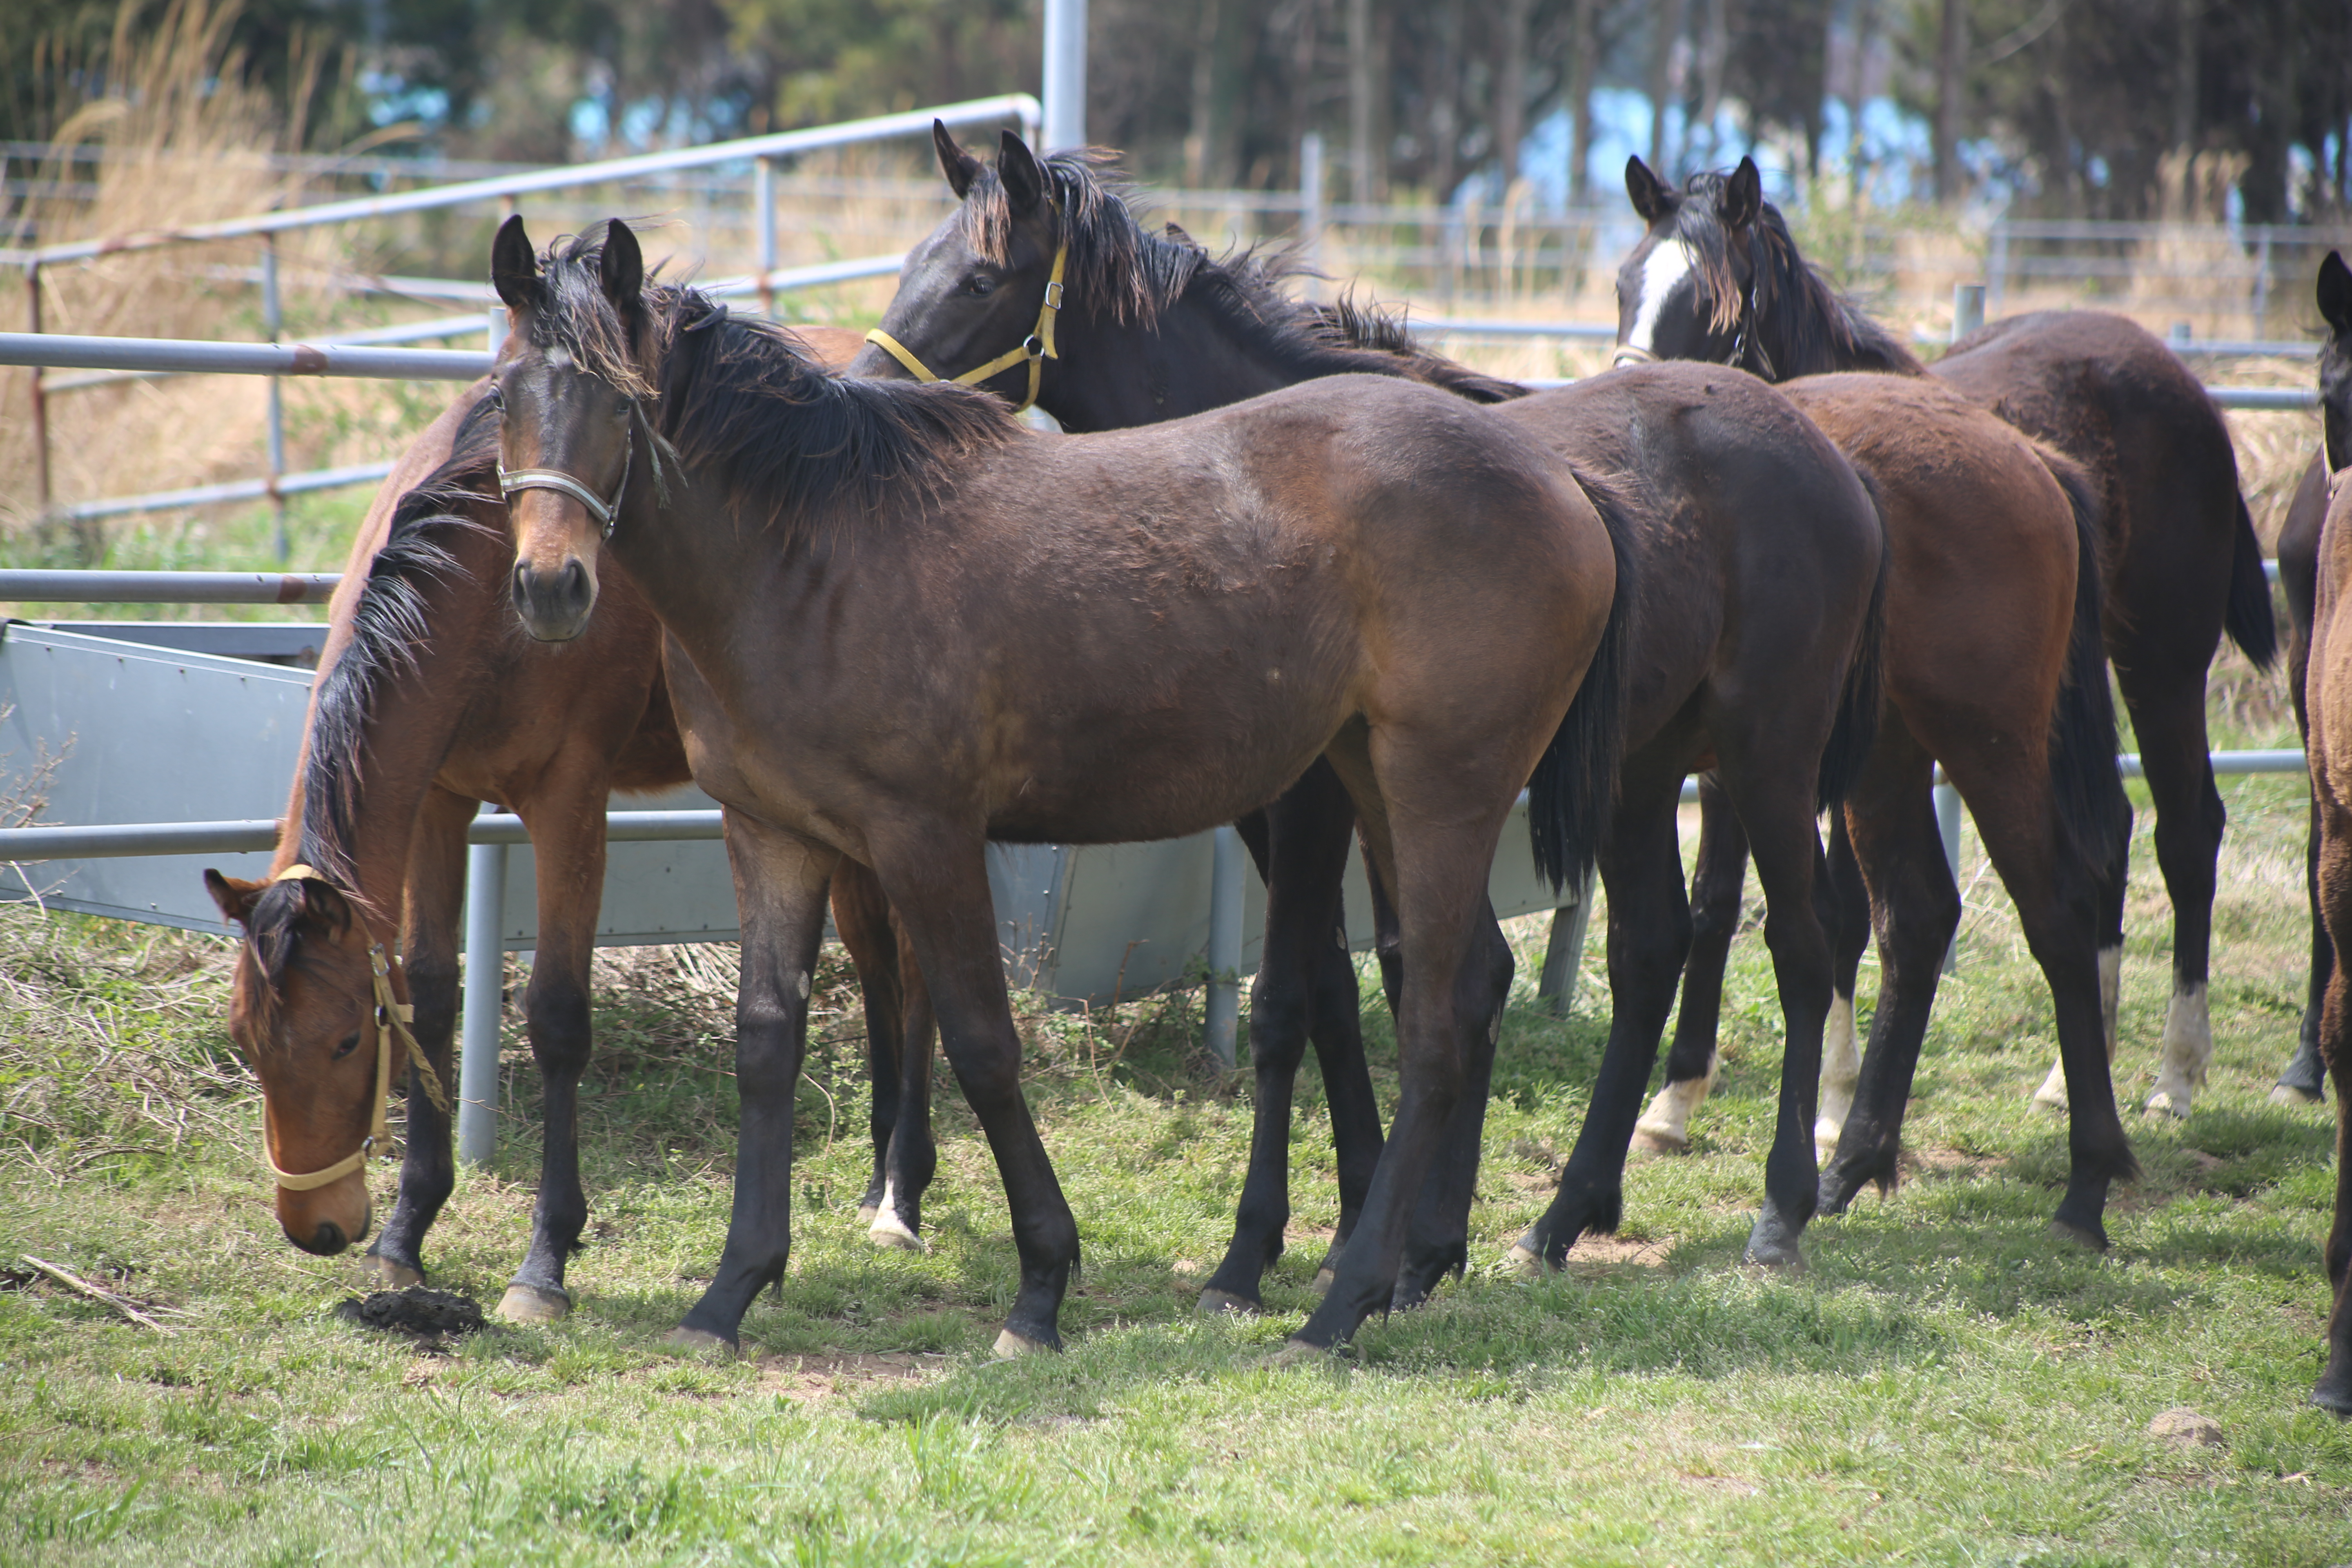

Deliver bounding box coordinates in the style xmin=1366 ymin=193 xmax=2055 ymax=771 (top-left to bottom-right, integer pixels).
xmin=1815 ymin=472 xmax=1889 ymax=812
xmin=2225 ymin=489 xmax=2280 ymax=671
xmin=1529 ymin=467 xmax=1637 ymax=893
xmin=2038 ymin=447 xmax=2133 ymax=888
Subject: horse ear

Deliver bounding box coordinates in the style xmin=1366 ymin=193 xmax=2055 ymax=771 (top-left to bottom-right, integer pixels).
xmin=934 ymin=119 xmax=982 ymax=199
xmin=492 ymin=214 xmax=539 ymax=311
xmin=2321 ymin=251 xmax=2352 ymax=335
xmin=600 ymin=220 xmax=644 ymax=314
xmin=998 ymin=129 xmax=1047 ymax=216
xmin=1717 ymin=158 xmax=1763 ymax=232
xmin=204 ymin=869 xmax=264 ymax=930
xmin=1626 ymin=156 xmax=1675 ymax=224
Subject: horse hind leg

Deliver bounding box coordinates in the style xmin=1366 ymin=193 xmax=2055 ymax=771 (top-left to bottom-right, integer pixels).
xmin=2310 ymin=797 xmax=2352 ymax=1414
xmin=1392 ymin=906 xmax=1512 ymax=1308
xmin=875 ymin=916 xmax=939 ymax=1252
xmin=828 ymin=860 xmax=904 ymax=1229
xmin=2124 ymin=683 xmax=2223 ymax=1118
xmin=2278 ymin=783 xmax=2335 ymax=1106
xmin=1814 ymin=811 xmax=1872 ymax=1163
xmin=1633 ymin=777 xmax=1743 ymax=1154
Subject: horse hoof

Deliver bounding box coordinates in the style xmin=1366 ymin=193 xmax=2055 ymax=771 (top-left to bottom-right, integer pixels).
xmin=664 ymin=1327 xmax=736 ymax=1359
xmin=1504 ymin=1240 xmax=1544 ymax=1278
xmin=1741 ymin=1241 xmax=1807 ymax=1274
xmin=1629 ymin=1127 xmax=1688 ymax=1157
xmin=867 ymin=1214 xmax=929 ymax=1253
xmin=360 ymin=1255 xmax=422 ymax=1289
xmin=855 ymin=1203 xmax=880 ymax=1225
xmin=1197 ymin=1287 xmax=1262 ymax=1318
xmin=495 ymin=1283 xmax=572 ymax=1323
xmin=2310 ymin=1379 xmax=2352 ymax=1420
xmin=1310 ymin=1268 xmax=1336 ymax=1295
xmin=1269 ymin=1338 xmax=1332 ymax=1369
xmin=2049 ymin=1217 xmax=2109 ymax=1253
xmin=2143 ymin=1089 xmax=2191 ymax=1118
xmin=991 ymin=1328 xmax=1054 ymax=1359
xmin=2269 ymin=1083 xmax=2325 ymax=1108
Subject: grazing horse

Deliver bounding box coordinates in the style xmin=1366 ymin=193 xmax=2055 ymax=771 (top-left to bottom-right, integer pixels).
xmin=852 ymin=127 xmax=1887 ymax=1292
xmin=486 ymin=215 xmax=1629 ymax=1354
xmin=2272 ymin=250 xmax=2352 ymax=1107
xmin=2293 ymin=434 xmax=2352 ymax=1417
xmin=1614 ymin=154 xmax=2276 ymax=1127
xmin=203 ymin=327 xmax=944 ymax=1316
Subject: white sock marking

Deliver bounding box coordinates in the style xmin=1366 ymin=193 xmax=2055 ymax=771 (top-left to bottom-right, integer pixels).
xmin=1635 ymin=1048 xmax=1719 ymax=1149
xmin=1816 ymin=991 xmax=1860 ymax=1156
xmin=2098 ymin=945 xmax=2122 ymax=1062
xmin=2146 ymin=982 xmax=2212 ymax=1117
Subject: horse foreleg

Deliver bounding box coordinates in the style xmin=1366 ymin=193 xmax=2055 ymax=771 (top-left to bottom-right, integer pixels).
xmin=1635 ymin=777 xmax=1744 ymax=1153
xmin=1203 ymin=777 xmax=1360 ymax=1314
xmin=499 ymin=782 xmax=612 ymax=1321
xmin=1815 ymin=812 xmax=1872 ymax=1160
xmin=882 ymin=912 xmax=939 ymax=1250
xmin=828 ymin=861 xmax=913 ymax=1237
xmin=1512 ymin=771 xmax=1690 ymax=1269
xmin=2118 ymin=679 xmax=2222 ymax=1117
xmin=672 ymin=812 xmax=838 ymax=1352
xmin=2311 ymin=796 xmax=2352 ymax=1414
xmin=363 ymin=785 xmax=473 ymax=1289
xmin=1392 ymin=906 xmax=1512 ymax=1308
xmin=2279 ymin=783 xmax=2334 ymax=1105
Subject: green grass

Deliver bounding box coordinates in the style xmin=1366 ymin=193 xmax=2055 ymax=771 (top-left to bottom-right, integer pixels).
xmin=2 ymin=668 xmax=2350 ymax=1562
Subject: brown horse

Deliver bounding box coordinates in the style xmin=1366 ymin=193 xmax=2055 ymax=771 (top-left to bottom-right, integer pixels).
xmin=850 ymin=128 xmax=1888 ymax=1294
xmin=2272 ymin=249 xmax=2352 ymax=1108
xmin=1617 ymin=156 xmax=2276 ymax=1127
xmin=2292 ymin=438 xmax=2352 ymax=1416
xmin=202 ymin=327 xmax=942 ymax=1319
xmin=489 ymin=214 xmax=1628 ymax=1354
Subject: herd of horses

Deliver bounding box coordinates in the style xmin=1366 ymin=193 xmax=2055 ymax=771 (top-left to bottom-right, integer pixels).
xmin=193 ymin=126 xmax=2352 ymax=1413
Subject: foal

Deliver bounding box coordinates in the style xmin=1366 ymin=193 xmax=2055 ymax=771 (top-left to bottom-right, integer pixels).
xmin=206 ymin=328 xmax=940 ymax=1318
xmin=1617 ymin=155 xmax=2275 ymax=1123
xmin=488 ymin=216 xmax=1628 ymax=1354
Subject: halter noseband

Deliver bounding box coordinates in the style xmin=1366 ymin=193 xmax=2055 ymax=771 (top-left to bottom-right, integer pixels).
xmin=259 ymin=863 xmax=450 ymax=1193
xmin=499 ymin=427 xmax=631 ymax=539
xmin=862 ymin=225 xmax=1069 ymax=416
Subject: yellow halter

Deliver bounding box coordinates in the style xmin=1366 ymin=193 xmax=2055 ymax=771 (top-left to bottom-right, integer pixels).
xmin=261 ymin=864 xmax=450 ymax=1193
xmin=863 ymin=236 xmax=1068 ymax=416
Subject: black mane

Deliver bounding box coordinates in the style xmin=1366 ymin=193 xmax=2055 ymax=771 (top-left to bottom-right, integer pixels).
xmin=530 ymin=226 xmax=1018 ymax=545
xmin=1673 ymin=169 xmax=1924 ymax=380
xmin=241 ymin=398 xmax=501 ymax=984
xmin=989 ymin=153 xmax=1528 ymax=399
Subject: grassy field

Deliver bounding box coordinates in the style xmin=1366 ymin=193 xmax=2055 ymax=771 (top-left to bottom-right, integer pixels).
xmin=4 ymin=669 xmax=2352 ymax=1564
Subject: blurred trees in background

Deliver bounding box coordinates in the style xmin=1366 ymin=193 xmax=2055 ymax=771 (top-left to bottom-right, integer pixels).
xmin=7 ymin=0 xmax=2348 ymax=220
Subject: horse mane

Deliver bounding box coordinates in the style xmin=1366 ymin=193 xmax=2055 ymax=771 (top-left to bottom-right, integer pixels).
xmin=240 ymin=399 xmax=501 ymax=986
xmin=531 ymin=225 xmax=1018 ymax=545
xmin=1674 ymin=170 xmax=1925 ymax=380
xmin=968 ymin=152 xmax=1530 ymax=398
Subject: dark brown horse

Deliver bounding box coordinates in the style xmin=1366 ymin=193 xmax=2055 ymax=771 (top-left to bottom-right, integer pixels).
xmin=202 ymin=327 xmax=944 ymax=1319
xmin=850 ymin=127 xmax=1888 ymax=1294
xmin=1617 ymin=156 xmax=2276 ymax=1127
xmin=2292 ymin=425 xmax=2352 ymax=1417
xmin=488 ymin=215 xmax=1628 ymax=1355
xmin=2272 ymin=249 xmax=2352 ymax=1108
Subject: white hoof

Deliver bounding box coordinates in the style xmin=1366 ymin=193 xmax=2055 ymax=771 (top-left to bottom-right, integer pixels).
xmin=2269 ymin=1082 xmax=2325 ymax=1108
xmin=495 ymin=1283 xmax=571 ymax=1323
xmin=664 ymin=1327 xmax=735 ymax=1358
xmin=360 ymin=1255 xmax=423 ymax=1290
xmin=867 ymin=1212 xmax=929 ymax=1253
xmin=2144 ymin=1087 xmax=2192 ymax=1118
xmin=2032 ymin=1059 xmax=2070 ymax=1112
xmin=992 ymin=1328 xmax=1052 ymax=1358
xmin=1633 ymin=1055 xmax=1717 ymax=1154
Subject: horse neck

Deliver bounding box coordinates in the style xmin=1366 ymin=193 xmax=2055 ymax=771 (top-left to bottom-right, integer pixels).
xmin=294 ymin=517 xmax=508 ymax=922
xmin=1044 ymin=290 xmax=1341 ymax=430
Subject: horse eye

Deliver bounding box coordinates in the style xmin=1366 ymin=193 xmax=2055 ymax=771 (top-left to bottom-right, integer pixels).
xmin=333 ymin=1031 xmax=362 ymax=1060
xmin=964 ymin=274 xmax=996 ymax=297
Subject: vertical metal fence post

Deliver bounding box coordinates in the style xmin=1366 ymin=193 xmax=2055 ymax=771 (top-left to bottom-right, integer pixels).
xmin=1042 ymin=0 xmax=1088 ymax=151
xmin=261 ymin=236 xmax=288 ymax=561
xmin=458 ymin=837 xmax=507 ymax=1166
xmin=1298 ymin=132 xmax=1325 ymax=301
xmin=756 ymin=156 xmax=777 ymax=318
xmin=1536 ymin=868 xmax=1597 ymax=1016
xmin=1987 ymin=226 xmax=2009 ymax=321
xmin=25 ymin=261 xmax=50 ymax=512
xmin=1203 ymin=823 xmax=1244 ymax=1069
xmin=1936 ymin=283 xmax=1985 ymax=975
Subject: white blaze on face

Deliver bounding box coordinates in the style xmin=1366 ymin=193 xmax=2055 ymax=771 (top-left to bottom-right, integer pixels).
xmin=1623 ymin=239 xmax=1698 ymax=357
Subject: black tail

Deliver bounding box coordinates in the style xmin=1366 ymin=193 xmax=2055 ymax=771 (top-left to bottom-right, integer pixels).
xmin=2040 ymin=450 xmax=2134 ymax=894
xmin=1529 ymin=468 xmax=1637 ymax=893
xmin=1816 ymin=477 xmax=1890 ymax=811
xmin=2225 ymin=490 xmax=2279 ymax=670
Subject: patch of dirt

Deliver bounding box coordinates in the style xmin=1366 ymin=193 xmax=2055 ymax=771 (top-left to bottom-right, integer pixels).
xmin=755 ymin=1350 xmax=943 ymax=1401
xmin=1561 ymin=1234 xmax=1670 ymax=1273
xmin=333 ymin=1286 xmax=487 ymax=1349
xmin=1503 ymin=1170 xmax=1559 ymax=1193
xmin=1902 ymin=1146 xmax=1992 ymax=1177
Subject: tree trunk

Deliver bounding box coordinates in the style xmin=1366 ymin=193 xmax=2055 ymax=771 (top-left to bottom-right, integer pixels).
xmin=1184 ymin=0 xmax=1225 ymax=187
xmin=1494 ymin=0 xmax=1534 ymax=190
xmin=1649 ymin=0 xmax=1688 ymax=171
xmin=1431 ymin=4 xmax=1463 ymax=203
xmin=2171 ymin=0 xmax=2197 ymax=157
xmin=1933 ymin=0 xmax=1964 ymax=202
xmin=1696 ymin=0 xmax=1730 ymax=167
xmin=1569 ymin=0 xmax=1598 ymax=203
xmin=1348 ymin=0 xmax=1379 ymax=203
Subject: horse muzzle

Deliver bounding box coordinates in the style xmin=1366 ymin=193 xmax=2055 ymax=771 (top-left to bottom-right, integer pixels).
xmin=511 ymin=557 xmax=597 ymax=642
xmin=277 ymin=1175 xmax=370 ymax=1256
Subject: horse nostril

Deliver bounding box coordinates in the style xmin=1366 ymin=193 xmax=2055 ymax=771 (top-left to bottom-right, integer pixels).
xmin=301 ymin=1220 xmax=348 ymax=1256
xmin=511 ymin=562 xmax=534 ymax=613
xmin=562 ymin=559 xmax=588 ymax=607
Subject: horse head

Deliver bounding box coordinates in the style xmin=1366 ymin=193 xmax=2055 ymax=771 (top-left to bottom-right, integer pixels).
xmin=490 ymin=214 xmax=652 ymax=643
xmin=2320 ymin=250 xmax=2351 ymax=475
xmin=1613 ymin=154 xmax=1762 ymax=369
xmin=850 ymin=122 xmax=1067 ymax=412
xmin=204 ymin=868 xmax=390 ymax=1254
